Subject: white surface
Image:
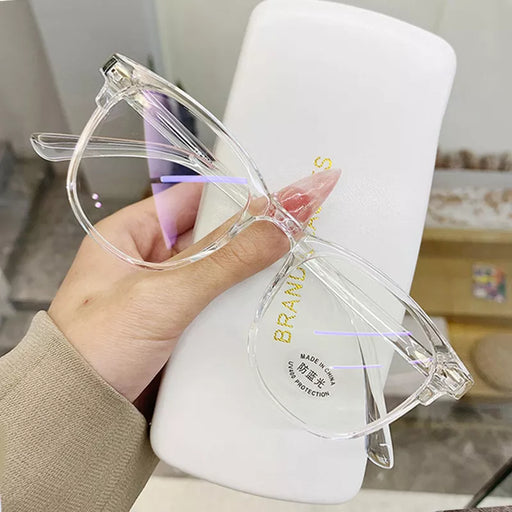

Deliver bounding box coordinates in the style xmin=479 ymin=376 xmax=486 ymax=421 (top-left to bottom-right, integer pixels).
xmin=151 ymin=0 xmax=456 ymax=504
xmin=154 ymin=0 xmax=512 ymax=155
xmin=131 ymin=477 xmax=512 ymax=512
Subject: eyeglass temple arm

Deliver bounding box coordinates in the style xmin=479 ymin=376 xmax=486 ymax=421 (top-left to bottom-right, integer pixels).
xmin=31 ymin=132 xmax=195 ymax=162
xmin=30 ymin=133 xmax=248 ymax=208
xmin=349 ymin=310 xmax=393 ymax=468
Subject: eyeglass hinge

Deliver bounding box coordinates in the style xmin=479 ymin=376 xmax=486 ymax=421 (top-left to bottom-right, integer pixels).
xmin=101 ymin=55 xmax=134 ymax=94
xmin=419 ymin=361 xmax=473 ymax=405
xmin=96 ymin=58 xmax=134 ymax=109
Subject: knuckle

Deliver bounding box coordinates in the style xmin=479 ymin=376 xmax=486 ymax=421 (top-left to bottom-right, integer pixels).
xmin=219 ymin=238 xmax=258 ymax=269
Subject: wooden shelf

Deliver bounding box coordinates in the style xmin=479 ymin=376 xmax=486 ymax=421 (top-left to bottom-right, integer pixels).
xmin=423 ymin=227 xmax=512 ymax=245
xmin=413 ymin=227 xmax=512 ymax=400
xmin=412 ymin=226 xmax=512 ymax=322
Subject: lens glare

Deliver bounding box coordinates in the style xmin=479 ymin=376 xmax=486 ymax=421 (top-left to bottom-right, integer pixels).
xmin=250 ymin=254 xmax=436 ymax=438
xmin=73 ymin=88 xmax=251 ymax=266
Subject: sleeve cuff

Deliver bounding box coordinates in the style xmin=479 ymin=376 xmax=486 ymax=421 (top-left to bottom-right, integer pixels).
xmin=0 ymin=311 xmax=158 ymax=511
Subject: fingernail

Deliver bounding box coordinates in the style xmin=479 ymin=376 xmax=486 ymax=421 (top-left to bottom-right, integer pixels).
xmin=275 ymin=169 xmax=341 ymax=223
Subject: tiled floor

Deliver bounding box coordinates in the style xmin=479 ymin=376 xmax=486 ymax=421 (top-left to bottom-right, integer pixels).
xmin=363 ymin=401 xmax=512 ymax=496
xmin=4 ymin=168 xmax=124 ymax=312
xmin=0 ymin=170 xmax=85 ymax=355
xmin=1 ymin=172 xmax=512 ymax=504
xmin=7 ymin=171 xmax=86 ymax=309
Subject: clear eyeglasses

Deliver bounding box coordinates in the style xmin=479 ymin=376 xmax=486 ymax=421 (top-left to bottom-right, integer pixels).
xmin=32 ymin=54 xmax=473 ymax=441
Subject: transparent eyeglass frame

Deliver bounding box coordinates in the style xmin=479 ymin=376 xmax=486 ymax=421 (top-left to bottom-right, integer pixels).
xmin=31 ymin=54 xmax=473 ymax=447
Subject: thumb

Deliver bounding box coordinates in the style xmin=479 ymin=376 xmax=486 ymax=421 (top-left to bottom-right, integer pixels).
xmin=167 ymin=169 xmax=341 ymax=326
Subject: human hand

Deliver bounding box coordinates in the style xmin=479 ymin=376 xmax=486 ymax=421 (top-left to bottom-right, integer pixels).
xmin=48 ymin=170 xmax=340 ymax=411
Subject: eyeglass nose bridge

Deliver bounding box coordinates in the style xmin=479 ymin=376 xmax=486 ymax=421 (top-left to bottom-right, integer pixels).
xmin=265 ymin=199 xmax=306 ymax=244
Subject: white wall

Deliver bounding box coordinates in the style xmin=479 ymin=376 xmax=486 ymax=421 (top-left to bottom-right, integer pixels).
xmin=29 ymin=0 xmax=165 ymax=198
xmin=1 ymin=0 xmax=509 ymax=159
xmin=154 ymin=0 xmax=261 ymax=121
xmin=0 ymin=0 xmax=67 ymax=157
xmin=436 ymin=0 xmax=512 ymax=153
xmin=30 ymin=0 xmax=164 ymax=135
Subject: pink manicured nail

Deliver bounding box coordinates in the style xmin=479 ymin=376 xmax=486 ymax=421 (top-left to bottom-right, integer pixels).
xmin=275 ymin=169 xmax=341 ymax=223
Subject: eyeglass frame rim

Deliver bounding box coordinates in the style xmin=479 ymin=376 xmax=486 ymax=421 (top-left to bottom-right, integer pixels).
xmin=248 ymin=235 xmax=473 ymax=439
xmin=65 ymin=54 xmax=268 ymax=271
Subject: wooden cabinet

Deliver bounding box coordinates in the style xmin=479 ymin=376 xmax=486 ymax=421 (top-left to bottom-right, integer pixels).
xmin=411 ymin=228 xmax=512 ymax=398
xmin=411 ymin=228 xmax=512 ymax=323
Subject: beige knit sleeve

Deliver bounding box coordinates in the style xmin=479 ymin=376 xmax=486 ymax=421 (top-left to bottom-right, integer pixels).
xmin=0 ymin=311 xmax=158 ymax=511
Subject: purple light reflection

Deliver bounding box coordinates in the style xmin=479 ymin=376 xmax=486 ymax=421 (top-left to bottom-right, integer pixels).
xmin=156 ymin=175 xmax=248 ymax=184
xmin=408 ymin=358 xmax=432 ymax=365
xmin=330 ymin=364 xmax=382 ymax=370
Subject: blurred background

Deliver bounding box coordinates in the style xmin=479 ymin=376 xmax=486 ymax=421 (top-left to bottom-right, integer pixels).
xmin=0 ymin=1 xmax=511 ymax=510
